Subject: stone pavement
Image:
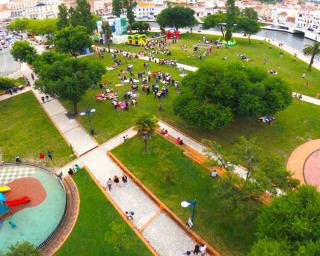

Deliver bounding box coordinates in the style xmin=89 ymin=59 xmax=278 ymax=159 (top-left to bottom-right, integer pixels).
xmin=58 ymin=128 xmax=197 ymax=256
xmin=287 ymin=139 xmax=320 ymax=187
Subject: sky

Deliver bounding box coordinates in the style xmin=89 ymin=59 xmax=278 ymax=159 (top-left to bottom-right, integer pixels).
xmin=0 ymin=0 xmax=8 ymax=5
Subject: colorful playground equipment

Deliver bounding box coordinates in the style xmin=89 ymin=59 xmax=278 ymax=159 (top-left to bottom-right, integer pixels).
xmin=218 ymin=38 xmax=237 ymax=46
xmin=127 ymin=34 xmax=148 ymax=46
xmin=165 ymin=29 xmax=180 ymax=39
xmin=0 ymin=192 xmax=30 ymax=216
xmin=0 ymin=186 xmax=10 ymax=192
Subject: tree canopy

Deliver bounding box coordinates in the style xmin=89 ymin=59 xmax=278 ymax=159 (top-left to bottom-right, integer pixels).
xmin=131 ymin=21 xmax=150 ymax=33
xmin=257 ymin=185 xmax=320 ymax=249
xmin=57 ymin=4 xmax=70 ymax=30
xmin=8 ymin=18 xmax=57 ymax=36
xmin=54 ymin=25 xmax=92 ymax=57
xmin=204 ymin=7 xmax=259 ymax=42
xmin=112 ymin=0 xmax=122 ymax=17
xmin=5 ymin=241 xmax=41 ymax=256
xmin=34 ymin=53 xmax=104 ymax=114
xmin=134 ymin=114 xmax=158 ymax=152
xmin=10 ymin=40 xmax=37 ymax=64
xmin=173 ymin=63 xmax=292 ymax=130
xmin=156 ymin=7 xmax=197 ymax=30
xmin=69 ymin=0 xmax=96 ymax=34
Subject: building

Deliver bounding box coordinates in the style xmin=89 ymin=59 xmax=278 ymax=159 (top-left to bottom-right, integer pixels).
xmin=295 ymin=10 xmax=320 ymax=32
xmin=0 ymin=4 xmax=10 ymax=21
xmin=8 ymin=0 xmax=60 ymax=19
xmin=134 ymin=0 xmax=165 ymax=19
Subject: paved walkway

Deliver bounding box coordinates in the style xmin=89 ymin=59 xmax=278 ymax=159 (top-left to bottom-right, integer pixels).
xmin=287 ymin=139 xmax=320 ymax=188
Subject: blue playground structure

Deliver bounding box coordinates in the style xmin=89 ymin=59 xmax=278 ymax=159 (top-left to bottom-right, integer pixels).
xmin=0 ymin=192 xmax=9 ymax=216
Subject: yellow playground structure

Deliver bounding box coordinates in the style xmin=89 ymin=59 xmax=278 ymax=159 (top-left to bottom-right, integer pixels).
xmin=127 ymin=34 xmax=148 ymax=46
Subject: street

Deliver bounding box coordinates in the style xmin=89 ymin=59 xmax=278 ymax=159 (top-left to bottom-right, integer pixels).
xmin=0 ymin=47 xmax=20 ymax=77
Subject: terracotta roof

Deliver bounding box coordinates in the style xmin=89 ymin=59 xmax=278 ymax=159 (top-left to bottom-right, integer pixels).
xmin=137 ymin=2 xmax=155 ymax=7
xmin=0 ymin=4 xmax=8 ymax=11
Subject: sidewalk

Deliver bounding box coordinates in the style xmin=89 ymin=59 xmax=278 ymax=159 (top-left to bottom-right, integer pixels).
xmin=59 ymin=128 xmax=198 ymax=256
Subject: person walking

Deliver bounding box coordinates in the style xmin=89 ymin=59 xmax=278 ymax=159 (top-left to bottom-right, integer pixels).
xmin=122 ymin=175 xmax=128 ymax=185
xmin=31 ymin=73 xmax=34 ymax=80
xmin=113 ymin=176 xmax=120 ymax=186
xmin=107 ymin=178 xmax=113 ymax=191
xmin=193 ymin=244 xmax=200 ymax=255
xmin=41 ymin=96 xmax=45 ymax=103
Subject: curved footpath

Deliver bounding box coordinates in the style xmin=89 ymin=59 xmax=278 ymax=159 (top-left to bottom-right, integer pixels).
xmin=286 ymin=139 xmax=320 ymax=189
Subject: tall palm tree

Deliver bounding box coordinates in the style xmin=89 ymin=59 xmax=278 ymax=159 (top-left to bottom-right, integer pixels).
xmin=102 ymin=21 xmax=112 ymax=53
xmin=303 ymin=41 xmax=320 ymax=71
xmin=134 ymin=114 xmax=158 ymax=153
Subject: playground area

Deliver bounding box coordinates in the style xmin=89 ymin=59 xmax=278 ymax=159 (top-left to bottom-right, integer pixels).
xmin=0 ymin=163 xmax=66 ymax=253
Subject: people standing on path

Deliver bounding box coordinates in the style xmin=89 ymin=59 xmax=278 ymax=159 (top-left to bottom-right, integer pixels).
xmin=199 ymin=244 xmax=207 ymax=255
xmin=45 ymin=95 xmax=49 ymax=101
xmin=31 ymin=73 xmax=34 ymax=80
xmin=193 ymin=244 xmax=200 ymax=255
xmin=122 ymin=175 xmax=128 ymax=185
xmin=125 ymin=210 xmax=134 ymax=220
xmin=41 ymin=96 xmax=45 ymax=103
xmin=114 ymin=175 xmax=120 ymax=186
xmin=107 ymin=178 xmax=113 ymax=191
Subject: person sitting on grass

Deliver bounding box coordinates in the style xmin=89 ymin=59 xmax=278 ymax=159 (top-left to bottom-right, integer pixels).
xmin=160 ymin=128 xmax=169 ymax=136
xmin=210 ymin=170 xmax=218 ymax=178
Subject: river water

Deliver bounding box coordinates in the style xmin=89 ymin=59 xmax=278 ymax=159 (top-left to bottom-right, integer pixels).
xmin=256 ymin=29 xmax=315 ymax=52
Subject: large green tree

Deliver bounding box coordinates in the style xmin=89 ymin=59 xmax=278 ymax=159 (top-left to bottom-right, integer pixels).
xmin=54 ymin=25 xmax=92 ymax=57
xmin=157 ymin=7 xmax=197 ymax=31
xmin=102 ymin=21 xmax=112 ymax=52
xmin=134 ymin=114 xmax=158 ymax=153
xmin=112 ymin=0 xmax=122 ymax=17
xmin=57 ymin=3 xmax=70 ymax=30
xmin=11 ymin=40 xmax=37 ymax=64
xmin=173 ymin=64 xmax=292 ymax=130
xmin=241 ymin=7 xmax=258 ymax=20
xmin=5 ymin=241 xmax=41 ymax=256
xmin=303 ymin=41 xmax=320 ymax=71
xmin=247 ymin=239 xmax=291 ymax=256
xmin=225 ymin=0 xmax=237 ymax=41
xmin=236 ymin=17 xmax=260 ymax=43
xmin=35 ymin=56 xmax=104 ymax=114
xmin=69 ymin=0 xmax=96 ymax=34
xmin=7 ymin=18 xmax=29 ymax=32
xmin=203 ymin=13 xmax=227 ymax=38
xmin=131 ymin=21 xmax=150 ymax=33
xmin=257 ymin=186 xmax=320 ymax=250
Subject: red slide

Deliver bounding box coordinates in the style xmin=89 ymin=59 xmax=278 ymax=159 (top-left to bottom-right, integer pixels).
xmin=7 ymin=196 xmax=30 ymax=207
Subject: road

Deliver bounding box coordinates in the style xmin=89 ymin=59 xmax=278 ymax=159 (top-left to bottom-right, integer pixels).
xmin=0 ymin=47 xmax=20 ymax=77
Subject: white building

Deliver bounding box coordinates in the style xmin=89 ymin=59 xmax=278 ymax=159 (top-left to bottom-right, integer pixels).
xmin=0 ymin=4 xmax=10 ymax=21
xmin=134 ymin=1 xmax=165 ymax=19
xmin=295 ymin=11 xmax=320 ymax=32
xmin=8 ymin=0 xmax=60 ymax=19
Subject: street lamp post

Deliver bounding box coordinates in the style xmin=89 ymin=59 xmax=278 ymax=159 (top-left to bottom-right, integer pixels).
xmin=181 ymin=200 xmax=197 ymax=228
xmin=80 ymin=108 xmax=96 ymax=135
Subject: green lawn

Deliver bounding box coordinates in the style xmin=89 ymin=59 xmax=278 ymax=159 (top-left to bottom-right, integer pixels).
xmin=113 ymin=33 xmax=320 ymax=97
xmin=112 ymin=135 xmax=260 ymax=256
xmin=0 ymin=92 xmax=73 ymax=167
xmin=64 ymin=52 xmax=185 ymax=142
xmin=57 ymin=169 xmax=151 ymax=256
xmin=70 ymin=52 xmax=320 ymax=165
